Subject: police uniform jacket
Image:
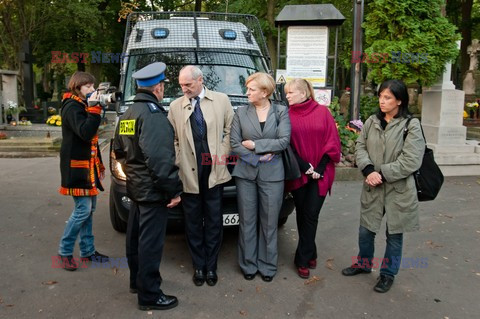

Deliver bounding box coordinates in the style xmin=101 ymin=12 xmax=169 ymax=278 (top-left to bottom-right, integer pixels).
xmin=113 ymin=90 xmax=183 ymax=203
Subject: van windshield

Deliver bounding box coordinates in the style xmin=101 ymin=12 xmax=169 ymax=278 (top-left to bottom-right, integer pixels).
xmin=123 ymin=49 xmax=268 ymax=106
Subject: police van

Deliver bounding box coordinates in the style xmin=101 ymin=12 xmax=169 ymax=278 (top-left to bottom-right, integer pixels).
xmin=109 ymin=11 xmax=294 ymax=232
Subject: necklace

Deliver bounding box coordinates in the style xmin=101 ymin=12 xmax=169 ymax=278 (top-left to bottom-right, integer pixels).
xmin=257 ymin=104 xmax=270 ymax=111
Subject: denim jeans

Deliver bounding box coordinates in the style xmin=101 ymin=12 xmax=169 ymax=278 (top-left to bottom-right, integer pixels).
xmin=357 ymin=225 xmax=403 ymax=277
xmin=58 ymin=196 xmax=96 ymax=257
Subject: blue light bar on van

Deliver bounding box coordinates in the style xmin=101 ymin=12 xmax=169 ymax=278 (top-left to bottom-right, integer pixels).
xmin=152 ymin=28 xmax=169 ymax=39
xmin=219 ymin=29 xmax=237 ymax=40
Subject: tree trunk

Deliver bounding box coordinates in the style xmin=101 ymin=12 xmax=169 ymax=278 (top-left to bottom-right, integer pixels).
xmin=460 ymin=0 xmax=473 ymax=85
xmin=266 ymin=0 xmax=277 ymax=70
xmin=195 ymin=0 xmax=202 ymax=11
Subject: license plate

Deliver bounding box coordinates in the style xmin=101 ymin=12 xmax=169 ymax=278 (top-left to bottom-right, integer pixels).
xmin=223 ymin=213 xmax=239 ymax=226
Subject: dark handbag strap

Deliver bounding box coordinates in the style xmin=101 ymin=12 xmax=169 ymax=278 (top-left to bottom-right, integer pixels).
xmin=403 ymin=116 xmax=427 ymax=144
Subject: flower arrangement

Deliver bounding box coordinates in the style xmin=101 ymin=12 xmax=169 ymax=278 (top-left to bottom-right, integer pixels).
xmin=328 ymin=97 xmax=360 ymax=166
xmin=5 ymin=101 xmax=27 ymax=122
xmin=47 ymin=106 xmax=57 ymax=115
xmin=46 ymin=115 xmax=62 ymax=126
xmin=465 ymin=101 xmax=479 ymax=119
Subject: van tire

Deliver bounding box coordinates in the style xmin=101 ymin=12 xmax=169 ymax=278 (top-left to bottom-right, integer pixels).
xmin=110 ymin=191 xmax=127 ymax=233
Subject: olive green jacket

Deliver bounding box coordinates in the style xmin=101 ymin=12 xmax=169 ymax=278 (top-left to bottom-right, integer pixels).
xmin=355 ymin=115 xmax=425 ymax=234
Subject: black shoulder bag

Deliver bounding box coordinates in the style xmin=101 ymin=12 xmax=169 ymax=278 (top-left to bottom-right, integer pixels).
xmin=272 ymin=103 xmax=301 ymax=180
xmin=403 ymin=117 xmax=444 ymax=201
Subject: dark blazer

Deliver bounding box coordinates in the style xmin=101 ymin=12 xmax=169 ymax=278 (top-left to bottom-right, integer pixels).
xmin=230 ymin=102 xmax=291 ymax=182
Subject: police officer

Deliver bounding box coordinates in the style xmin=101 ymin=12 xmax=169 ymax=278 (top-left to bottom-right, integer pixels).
xmin=113 ymin=62 xmax=183 ymax=311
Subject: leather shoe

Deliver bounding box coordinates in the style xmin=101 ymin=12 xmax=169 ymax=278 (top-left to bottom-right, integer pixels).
xmin=297 ymin=266 xmax=310 ymax=279
xmin=138 ymin=293 xmax=178 ymax=311
xmin=243 ymin=273 xmax=256 ymax=280
xmin=193 ymin=269 xmax=206 ymax=286
xmin=58 ymin=255 xmax=78 ymax=271
xmin=374 ymin=274 xmax=394 ymax=293
xmin=85 ymin=251 xmax=109 ymax=263
xmin=341 ymin=264 xmax=372 ymax=276
xmin=206 ymin=271 xmax=218 ymax=286
xmin=261 ymin=275 xmax=273 ymax=282
xmin=308 ymin=259 xmax=317 ymax=269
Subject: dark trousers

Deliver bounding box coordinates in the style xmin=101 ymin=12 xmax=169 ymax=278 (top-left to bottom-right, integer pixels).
xmin=182 ymin=165 xmax=223 ymax=271
xmin=126 ymin=201 xmax=168 ymax=304
xmin=291 ymin=180 xmax=326 ymax=267
xmin=357 ymin=225 xmax=403 ymax=277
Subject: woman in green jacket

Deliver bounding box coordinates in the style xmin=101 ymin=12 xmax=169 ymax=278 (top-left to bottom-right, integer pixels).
xmin=342 ymin=79 xmax=425 ymax=293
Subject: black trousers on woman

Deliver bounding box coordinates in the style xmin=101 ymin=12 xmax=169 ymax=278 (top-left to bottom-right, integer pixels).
xmin=291 ymin=179 xmax=326 ymax=268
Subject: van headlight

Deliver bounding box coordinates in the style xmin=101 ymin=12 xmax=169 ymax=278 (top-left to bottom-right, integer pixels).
xmin=110 ymin=150 xmax=126 ymax=181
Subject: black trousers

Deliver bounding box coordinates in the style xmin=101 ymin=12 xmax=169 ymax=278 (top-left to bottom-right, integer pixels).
xmin=126 ymin=201 xmax=168 ymax=304
xmin=291 ymin=179 xmax=326 ymax=268
xmin=182 ymin=164 xmax=223 ymax=272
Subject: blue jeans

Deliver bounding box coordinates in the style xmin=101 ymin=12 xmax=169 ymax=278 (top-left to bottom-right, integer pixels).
xmin=58 ymin=196 xmax=96 ymax=257
xmin=357 ymin=225 xmax=403 ymax=277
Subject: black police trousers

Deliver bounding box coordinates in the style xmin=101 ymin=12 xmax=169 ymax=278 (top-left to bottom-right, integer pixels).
xmin=126 ymin=200 xmax=168 ymax=304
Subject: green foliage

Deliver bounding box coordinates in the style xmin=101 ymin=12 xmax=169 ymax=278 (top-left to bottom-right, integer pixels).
xmin=359 ymin=95 xmax=379 ymax=121
xmin=328 ymin=97 xmax=359 ymax=155
xmin=363 ymin=0 xmax=461 ymax=86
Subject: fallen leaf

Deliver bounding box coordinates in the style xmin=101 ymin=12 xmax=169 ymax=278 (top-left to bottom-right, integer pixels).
xmin=41 ymin=281 xmax=58 ymax=285
xmin=304 ymin=275 xmax=323 ymax=285
xmin=256 ymin=286 xmax=261 ymax=293
xmin=5 ymin=304 xmax=14 ymax=307
xmin=113 ymin=267 xmax=118 ymax=275
xmin=434 ymin=298 xmax=441 ymax=303
xmin=442 ymin=257 xmax=448 ymax=260
xmin=443 ymin=215 xmax=453 ymax=219
xmin=425 ymin=240 xmax=443 ymax=249
xmin=325 ymin=257 xmax=335 ymax=270
xmin=476 ymin=273 xmax=480 ymax=276
xmin=147 ymin=311 xmax=153 ymax=315
xmin=239 ymin=310 xmax=247 ymax=316
xmin=237 ymin=288 xmax=243 ymax=292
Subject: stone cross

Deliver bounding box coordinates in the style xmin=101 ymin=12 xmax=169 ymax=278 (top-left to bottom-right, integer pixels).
xmin=463 ymin=39 xmax=480 ymax=95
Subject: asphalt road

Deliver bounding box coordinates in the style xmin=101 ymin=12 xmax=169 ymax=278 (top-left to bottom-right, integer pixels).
xmin=0 ymin=151 xmax=479 ymax=319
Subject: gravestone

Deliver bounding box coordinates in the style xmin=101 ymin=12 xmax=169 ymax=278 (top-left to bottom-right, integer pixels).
xmin=421 ymin=46 xmax=480 ymax=176
xmin=0 ymin=70 xmax=19 ymax=125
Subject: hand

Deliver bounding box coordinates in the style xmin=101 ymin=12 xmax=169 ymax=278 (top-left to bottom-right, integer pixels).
xmin=311 ymin=171 xmax=323 ymax=179
xmin=242 ymin=140 xmax=255 ymax=150
xmin=87 ymin=91 xmax=101 ymax=107
xmin=167 ymin=196 xmax=181 ymax=208
xmin=365 ymin=171 xmax=383 ymax=187
xmin=259 ymin=153 xmax=275 ymax=162
xmin=305 ymin=163 xmax=314 ymax=175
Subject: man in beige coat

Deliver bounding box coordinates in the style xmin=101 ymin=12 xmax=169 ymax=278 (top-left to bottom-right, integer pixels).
xmin=168 ymin=65 xmax=234 ymax=287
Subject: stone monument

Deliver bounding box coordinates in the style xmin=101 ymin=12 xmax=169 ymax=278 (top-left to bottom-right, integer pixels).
xmin=421 ymin=43 xmax=480 ymax=176
xmin=463 ymin=39 xmax=480 ymax=95
xmin=0 ymin=70 xmax=20 ymax=125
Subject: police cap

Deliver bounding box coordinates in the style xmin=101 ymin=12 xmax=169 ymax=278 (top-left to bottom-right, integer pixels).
xmin=132 ymin=62 xmax=168 ymax=87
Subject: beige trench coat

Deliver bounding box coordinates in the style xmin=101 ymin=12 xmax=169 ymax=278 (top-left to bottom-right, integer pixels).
xmin=355 ymin=115 xmax=425 ymax=234
xmin=168 ymin=88 xmax=234 ymax=194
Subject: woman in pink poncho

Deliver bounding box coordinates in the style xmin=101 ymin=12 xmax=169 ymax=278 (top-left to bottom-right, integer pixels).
xmin=284 ymin=78 xmax=341 ymax=279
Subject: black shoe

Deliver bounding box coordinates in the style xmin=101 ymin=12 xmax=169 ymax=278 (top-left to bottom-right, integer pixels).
xmin=243 ymin=273 xmax=256 ymax=280
xmin=58 ymin=255 xmax=78 ymax=271
xmin=341 ymin=264 xmax=372 ymax=276
xmin=374 ymin=274 xmax=394 ymax=293
xmin=138 ymin=293 xmax=178 ymax=311
xmin=85 ymin=251 xmax=109 ymax=263
xmin=206 ymin=271 xmax=218 ymax=286
xmin=261 ymin=275 xmax=273 ymax=282
xmin=193 ymin=269 xmax=206 ymax=286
